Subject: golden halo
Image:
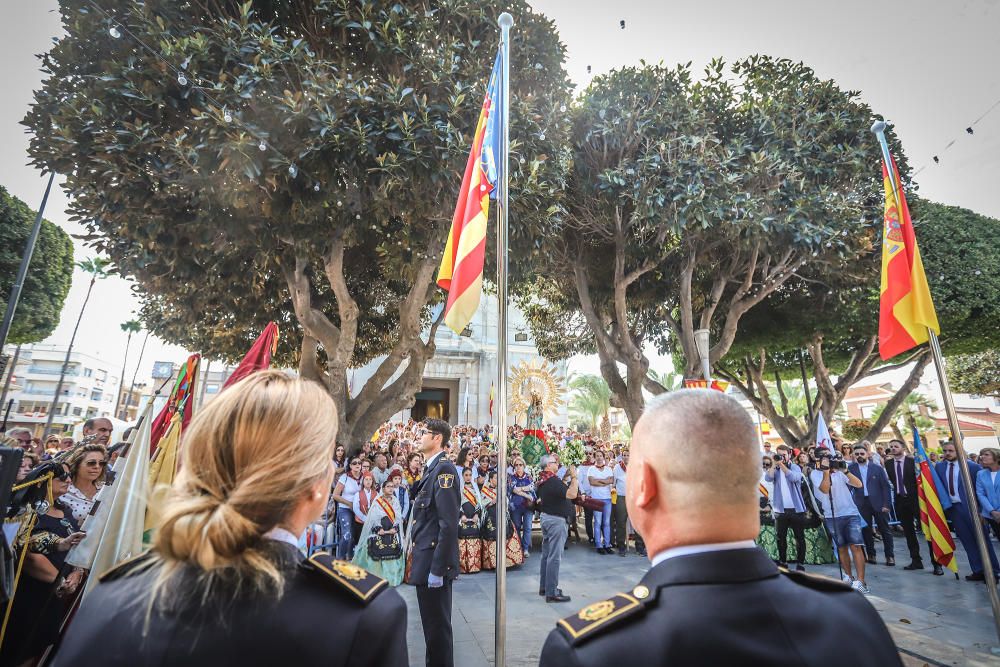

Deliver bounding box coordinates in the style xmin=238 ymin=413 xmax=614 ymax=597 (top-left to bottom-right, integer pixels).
xmin=509 ymin=359 xmax=565 ymax=419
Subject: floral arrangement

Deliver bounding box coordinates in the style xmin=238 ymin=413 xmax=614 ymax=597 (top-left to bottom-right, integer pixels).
xmin=561 ymin=438 xmax=585 ymax=466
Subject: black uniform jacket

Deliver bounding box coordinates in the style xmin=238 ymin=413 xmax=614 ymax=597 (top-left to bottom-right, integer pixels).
xmin=407 ymin=451 xmax=461 ymax=584
xmin=52 ymin=542 xmax=408 ymax=667
xmin=540 ymin=546 xmax=903 ymax=667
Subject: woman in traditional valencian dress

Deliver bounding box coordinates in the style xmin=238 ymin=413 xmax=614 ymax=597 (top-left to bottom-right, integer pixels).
xmin=352 ymin=470 xmax=405 ymax=585
xmin=480 ymin=470 xmax=524 ymax=570
xmin=458 ymin=466 xmax=484 ymax=573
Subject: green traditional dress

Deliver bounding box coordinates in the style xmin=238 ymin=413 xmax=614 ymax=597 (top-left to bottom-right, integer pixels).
xmin=352 ymin=492 xmax=405 ymax=585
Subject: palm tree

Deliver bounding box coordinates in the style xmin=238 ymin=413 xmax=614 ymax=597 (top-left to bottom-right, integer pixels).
xmin=647 ymin=368 xmax=684 ymax=393
xmin=568 ymin=374 xmax=612 ymax=433
xmin=44 ymin=257 xmax=111 ymax=434
xmin=115 ymin=319 xmax=142 ymax=419
xmin=871 ymin=392 xmax=938 ymax=441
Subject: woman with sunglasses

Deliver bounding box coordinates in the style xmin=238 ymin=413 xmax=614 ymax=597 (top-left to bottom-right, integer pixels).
xmin=1 ymin=462 xmax=86 ymax=665
xmin=60 ymin=444 xmax=107 ymax=525
xmin=331 ymin=457 xmax=364 ymax=560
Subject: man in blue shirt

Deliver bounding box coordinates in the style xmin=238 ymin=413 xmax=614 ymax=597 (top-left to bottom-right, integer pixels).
xmin=848 ymin=443 xmax=895 ymax=566
xmin=764 ymin=445 xmax=808 ymax=570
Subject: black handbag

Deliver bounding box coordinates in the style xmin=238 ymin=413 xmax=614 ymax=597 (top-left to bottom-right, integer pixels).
xmin=368 ymin=531 xmax=402 ymax=561
xmin=459 ymin=502 xmax=481 ymax=538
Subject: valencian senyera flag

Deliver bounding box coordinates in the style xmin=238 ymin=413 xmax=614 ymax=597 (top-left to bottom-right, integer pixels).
xmin=436 ymin=51 xmax=503 ymax=334
xmin=878 ymin=156 xmax=940 ymax=360
xmin=912 ymin=427 xmax=958 ymax=572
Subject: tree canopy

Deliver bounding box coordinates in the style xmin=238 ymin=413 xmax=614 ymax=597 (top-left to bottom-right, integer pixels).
xmin=25 ymin=0 xmax=571 ymax=447
xmin=518 ymin=56 xmax=902 ymax=424
xmin=0 ymin=185 xmax=74 ymax=344
xmin=947 ymin=350 xmax=1000 ymax=398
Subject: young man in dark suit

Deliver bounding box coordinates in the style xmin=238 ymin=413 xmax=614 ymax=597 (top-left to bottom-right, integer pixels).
xmin=407 ymin=419 xmax=460 ymax=667
xmin=937 ymin=441 xmax=999 ymax=581
xmin=848 ymin=443 xmax=895 ymax=566
xmin=885 ymin=439 xmax=942 ymax=574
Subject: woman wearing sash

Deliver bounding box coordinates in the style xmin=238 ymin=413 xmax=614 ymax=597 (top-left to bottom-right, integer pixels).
xmin=480 ymin=470 xmax=525 ymax=570
xmin=352 ymin=471 xmax=405 ymax=585
xmin=458 ymin=466 xmax=484 ymax=573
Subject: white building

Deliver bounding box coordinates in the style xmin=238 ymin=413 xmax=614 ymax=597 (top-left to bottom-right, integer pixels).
xmin=1 ymin=343 xmax=121 ymax=435
xmin=351 ymin=296 xmax=569 ymax=427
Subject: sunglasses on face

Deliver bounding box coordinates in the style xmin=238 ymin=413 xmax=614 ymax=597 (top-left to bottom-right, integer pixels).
xmin=350 ymin=462 xmax=361 ymax=466
xmin=85 ymin=459 xmax=107 ymax=468
xmin=16 ymin=438 xmax=32 ymax=445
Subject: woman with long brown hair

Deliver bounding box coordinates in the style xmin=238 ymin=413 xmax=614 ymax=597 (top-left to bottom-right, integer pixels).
xmin=53 ymin=371 xmax=408 ymax=666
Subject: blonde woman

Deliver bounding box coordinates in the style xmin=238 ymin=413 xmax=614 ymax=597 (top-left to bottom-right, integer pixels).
xmin=53 ymin=371 xmax=408 ymax=666
xmin=60 ymin=443 xmax=107 ymax=524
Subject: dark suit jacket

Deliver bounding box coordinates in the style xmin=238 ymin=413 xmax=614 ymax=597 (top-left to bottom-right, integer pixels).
xmin=936 ymin=459 xmax=982 ymax=506
xmin=539 ymin=547 xmax=902 ymax=667
xmin=885 ymin=455 xmax=918 ymax=500
xmin=407 ymin=451 xmax=460 ymax=584
xmin=52 ymin=542 xmax=408 ymax=667
xmin=848 ymin=461 xmax=892 ymax=511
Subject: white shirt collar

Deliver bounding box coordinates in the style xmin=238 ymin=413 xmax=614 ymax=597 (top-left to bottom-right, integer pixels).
xmin=425 ymin=450 xmax=445 ymax=469
xmin=263 ymin=526 xmax=302 ymax=549
xmin=650 ymin=540 xmax=758 ymax=568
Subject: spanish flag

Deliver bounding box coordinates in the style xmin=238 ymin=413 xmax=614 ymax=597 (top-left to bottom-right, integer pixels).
xmin=437 ymin=52 xmax=503 ymax=334
xmin=878 ymin=156 xmax=940 ymax=360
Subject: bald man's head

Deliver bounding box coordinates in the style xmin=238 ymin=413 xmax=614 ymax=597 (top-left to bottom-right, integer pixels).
xmin=630 ymin=389 xmax=759 ymax=509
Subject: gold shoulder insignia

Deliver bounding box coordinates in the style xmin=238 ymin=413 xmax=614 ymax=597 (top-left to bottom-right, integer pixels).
xmin=305 ymin=551 xmax=389 ymax=604
xmin=438 ymin=473 xmax=455 ymax=489
xmin=779 ymin=567 xmax=852 ymax=591
xmin=98 ymin=550 xmax=154 ymax=583
xmin=556 ymin=593 xmax=644 ymax=645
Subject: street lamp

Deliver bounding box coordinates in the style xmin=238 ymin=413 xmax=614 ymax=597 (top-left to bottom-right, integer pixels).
xmin=693 ymin=329 xmax=712 ymax=382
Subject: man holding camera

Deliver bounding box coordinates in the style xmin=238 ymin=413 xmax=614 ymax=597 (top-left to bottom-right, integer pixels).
xmin=765 ymin=445 xmax=808 ymax=571
xmin=810 ymin=449 xmax=869 ymax=593
xmin=848 ymin=443 xmax=895 ymax=566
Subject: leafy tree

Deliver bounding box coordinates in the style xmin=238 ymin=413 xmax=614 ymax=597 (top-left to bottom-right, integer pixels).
xmin=719 ymin=198 xmax=1000 ymax=446
xmin=519 ymin=57 xmax=901 ymax=425
xmin=947 ymin=350 xmax=1000 ymax=398
xmin=25 ymin=0 xmax=571 ymax=448
xmin=0 ymin=185 xmax=74 ymax=344
xmin=44 ymin=257 xmax=111 ymax=434
xmin=567 ymin=373 xmax=611 ymax=432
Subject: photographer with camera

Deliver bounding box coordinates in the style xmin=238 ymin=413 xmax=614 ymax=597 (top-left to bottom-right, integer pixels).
xmin=765 ymin=445 xmax=808 ymax=571
xmin=810 ymin=449 xmax=870 ymax=593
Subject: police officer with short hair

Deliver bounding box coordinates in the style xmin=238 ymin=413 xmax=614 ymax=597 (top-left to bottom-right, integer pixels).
xmin=53 ymin=372 xmax=408 ymax=666
xmin=407 ymin=418 xmax=460 ymax=667
xmin=540 ymin=389 xmax=903 ymax=667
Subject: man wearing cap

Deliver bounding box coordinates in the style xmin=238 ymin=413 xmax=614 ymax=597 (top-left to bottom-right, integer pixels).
xmin=539 ymin=390 xmax=902 ymax=666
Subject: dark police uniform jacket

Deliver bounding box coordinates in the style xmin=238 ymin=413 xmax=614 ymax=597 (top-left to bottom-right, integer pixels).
xmin=406 ymin=451 xmax=460 ymax=584
xmin=52 ymin=542 xmax=408 ymax=667
xmin=540 ymin=547 xmax=903 ymax=667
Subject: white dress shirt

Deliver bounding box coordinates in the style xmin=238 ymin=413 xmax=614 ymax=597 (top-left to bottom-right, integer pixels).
xmin=651 ymin=540 xmax=758 ymax=568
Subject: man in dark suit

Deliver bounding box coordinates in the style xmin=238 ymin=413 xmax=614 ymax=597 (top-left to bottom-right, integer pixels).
xmin=885 ymin=439 xmax=942 ymax=574
xmin=848 ymin=443 xmax=895 ymax=566
xmin=539 ymin=389 xmax=902 ymax=667
xmin=407 ymin=418 xmax=460 ymax=667
xmin=936 ymin=441 xmax=999 ymax=581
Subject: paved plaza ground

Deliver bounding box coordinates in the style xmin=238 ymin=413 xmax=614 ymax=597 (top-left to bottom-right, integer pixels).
xmin=398 ymin=529 xmax=1000 ymax=666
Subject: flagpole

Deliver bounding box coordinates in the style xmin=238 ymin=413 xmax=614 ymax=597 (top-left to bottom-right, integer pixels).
xmin=495 ymin=12 xmax=513 ymax=667
xmin=872 ymin=120 xmax=1000 ymax=646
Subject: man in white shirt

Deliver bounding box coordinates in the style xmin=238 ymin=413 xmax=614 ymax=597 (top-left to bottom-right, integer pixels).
xmin=539 ymin=390 xmax=900 ymax=666
xmin=811 ymin=450 xmax=868 ymax=592
xmin=611 ymin=452 xmax=632 ymax=556
xmin=588 ymin=451 xmax=615 ymax=554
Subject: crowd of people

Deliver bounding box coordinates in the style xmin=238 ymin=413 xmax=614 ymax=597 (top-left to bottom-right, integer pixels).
xmin=759 ymin=435 xmax=1000 ymax=597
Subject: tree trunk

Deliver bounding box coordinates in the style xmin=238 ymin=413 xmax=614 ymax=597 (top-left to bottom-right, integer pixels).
xmin=861 ymin=351 xmax=932 ymax=443
xmin=114 ymin=332 xmax=133 ymax=420
xmin=44 ymin=275 xmax=96 ymax=435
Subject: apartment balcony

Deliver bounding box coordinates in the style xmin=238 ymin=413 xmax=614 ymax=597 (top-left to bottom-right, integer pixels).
xmin=25 ymin=366 xmax=78 ymax=377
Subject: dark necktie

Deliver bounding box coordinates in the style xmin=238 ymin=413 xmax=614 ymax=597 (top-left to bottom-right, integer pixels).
xmin=897 ymin=460 xmax=906 ymax=496
xmin=948 ymin=462 xmax=956 ymax=497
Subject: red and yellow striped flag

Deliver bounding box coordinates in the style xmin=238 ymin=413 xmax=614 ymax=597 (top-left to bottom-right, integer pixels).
xmin=878 ymin=157 xmax=940 ymax=360
xmin=913 ymin=427 xmax=958 ymax=572
xmin=437 ymin=52 xmax=503 ymax=334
